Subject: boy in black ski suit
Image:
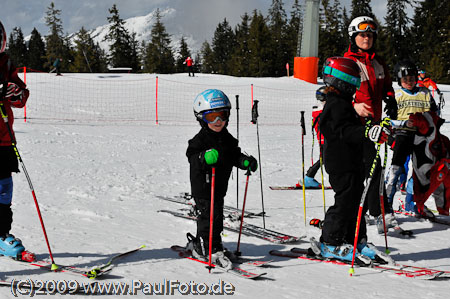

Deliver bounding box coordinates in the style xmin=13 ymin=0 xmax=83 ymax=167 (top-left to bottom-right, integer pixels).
xmin=311 ymin=57 xmax=390 ymax=263
xmin=186 ymin=89 xmax=257 ymax=266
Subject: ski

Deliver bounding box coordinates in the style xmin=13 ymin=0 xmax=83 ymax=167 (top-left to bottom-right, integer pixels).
xmin=171 ymin=245 xmax=266 ymax=279
xmin=270 ymin=248 xmax=448 ymax=280
xmin=394 ymin=209 xmax=450 ymax=226
xmin=23 ymin=245 xmax=145 ymax=279
xmin=269 ymin=184 xmax=332 ymax=190
xmin=156 ymin=194 xmax=265 ymax=218
xmin=158 ymin=209 xmax=303 ymax=244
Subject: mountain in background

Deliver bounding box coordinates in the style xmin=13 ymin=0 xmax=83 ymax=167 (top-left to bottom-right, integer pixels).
xmin=87 ymin=8 xmax=199 ymax=58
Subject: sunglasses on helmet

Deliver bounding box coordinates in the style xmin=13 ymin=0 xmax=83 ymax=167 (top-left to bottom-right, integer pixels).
xmin=202 ymin=109 xmax=230 ymax=123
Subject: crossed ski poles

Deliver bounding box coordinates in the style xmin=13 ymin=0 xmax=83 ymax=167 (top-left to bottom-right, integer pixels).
xmin=0 ymin=86 xmax=57 ymax=270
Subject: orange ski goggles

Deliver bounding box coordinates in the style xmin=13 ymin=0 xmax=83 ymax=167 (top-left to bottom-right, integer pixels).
xmin=202 ymin=109 xmax=230 ymax=123
xmin=357 ymin=21 xmax=377 ymax=33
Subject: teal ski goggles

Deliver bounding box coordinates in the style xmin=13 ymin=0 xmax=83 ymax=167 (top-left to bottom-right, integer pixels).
xmin=323 ymin=66 xmax=361 ymax=89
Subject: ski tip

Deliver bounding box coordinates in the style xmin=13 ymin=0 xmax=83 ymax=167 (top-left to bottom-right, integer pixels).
xmin=50 ymin=263 xmax=59 ymax=271
xmin=87 ymin=268 xmax=101 ymax=279
xmin=140 ymin=245 xmax=147 ymax=249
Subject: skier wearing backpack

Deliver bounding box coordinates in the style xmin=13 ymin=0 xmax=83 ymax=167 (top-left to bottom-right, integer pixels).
xmin=310 ymin=57 xmax=391 ymax=264
xmin=0 ymin=21 xmax=34 ymax=262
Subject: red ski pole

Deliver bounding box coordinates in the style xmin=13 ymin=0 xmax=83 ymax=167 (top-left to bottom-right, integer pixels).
xmin=208 ymin=167 xmax=216 ymax=273
xmin=349 ymin=144 xmax=381 ymax=276
xmin=235 ymin=169 xmax=251 ymax=256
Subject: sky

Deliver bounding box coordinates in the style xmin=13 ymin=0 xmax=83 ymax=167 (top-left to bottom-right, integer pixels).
xmin=0 ymin=0 xmax=414 ymax=47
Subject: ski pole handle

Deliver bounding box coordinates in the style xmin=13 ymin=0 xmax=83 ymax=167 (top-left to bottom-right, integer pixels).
xmin=300 ymin=111 xmax=306 ymax=136
xmin=251 ymin=100 xmax=259 ymax=124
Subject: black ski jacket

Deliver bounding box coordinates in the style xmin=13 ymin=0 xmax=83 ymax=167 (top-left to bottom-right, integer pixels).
xmin=319 ymin=92 xmax=366 ymax=175
xmin=187 ymin=127 xmax=244 ymax=199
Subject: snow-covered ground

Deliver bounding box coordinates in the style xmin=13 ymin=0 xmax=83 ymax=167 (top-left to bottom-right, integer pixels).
xmin=1 ymin=73 xmax=449 ymax=298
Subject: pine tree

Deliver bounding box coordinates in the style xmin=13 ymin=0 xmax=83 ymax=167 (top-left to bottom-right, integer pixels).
xmin=175 ymin=36 xmax=191 ymax=73
xmin=44 ymin=2 xmax=65 ymax=70
xmin=27 ymin=28 xmax=46 ymax=70
xmin=72 ymin=27 xmax=107 ymax=72
xmin=382 ymin=0 xmax=413 ymax=70
xmin=288 ymin=0 xmax=303 ymax=58
xmin=211 ymin=18 xmax=236 ymax=74
xmin=7 ymin=27 xmax=27 ymax=67
xmin=411 ymin=0 xmax=449 ymax=83
xmin=105 ymin=4 xmax=136 ymax=70
xmin=200 ymin=41 xmax=214 ymax=73
xmin=267 ymin=0 xmax=288 ymax=76
xmin=143 ymin=8 xmax=174 ymax=73
xmin=248 ymin=10 xmax=272 ymax=77
xmin=229 ymin=13 xmax=251 ymax=76
xmin=349 ymin=0 xmax=374 ymax=19
xmin=319 ymin=0 xmax=346 ymax=67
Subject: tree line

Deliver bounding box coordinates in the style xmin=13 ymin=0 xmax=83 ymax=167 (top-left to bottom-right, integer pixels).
xmin=6 ymin=0 xmax=449 ymax=83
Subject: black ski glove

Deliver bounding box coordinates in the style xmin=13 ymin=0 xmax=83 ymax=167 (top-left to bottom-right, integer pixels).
xmin=238 ymin=154 xmax=258 ymax=172
xmin=383 ymin=96 xmax=398 ymax=120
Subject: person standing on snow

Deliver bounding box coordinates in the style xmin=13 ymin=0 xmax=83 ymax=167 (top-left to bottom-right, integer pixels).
xmin=186 ymin=89 xmax=257 ymax=269
xmin=184 ymin=56 xmax=195 ymax=77
xmin=0 ymin=21 xmax=34 ymax=262
xmin=310 ymin=57 xmax=391 ymax=264
xmin=417 ymin=70 xmax=444 ymax=115
xmin=385 ymin=60 xmax=438 ymax=219
xmin=344 ymin=16 xmax=398 ymax=228
xmin=300 ymin=86 xmax=326 ymax=188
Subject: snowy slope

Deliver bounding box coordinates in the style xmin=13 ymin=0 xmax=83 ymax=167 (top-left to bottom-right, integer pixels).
xmin=1 ymin=73 xmax=449 ymax=298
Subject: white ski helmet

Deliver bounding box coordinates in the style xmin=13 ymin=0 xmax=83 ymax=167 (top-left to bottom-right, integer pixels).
xmin=193 ymin=89 xmax=231 ymax=121
xmin=0 ymin=21 xmax=6 ymax=53
xmin=348 ymin=16 xmax=378 ymax=38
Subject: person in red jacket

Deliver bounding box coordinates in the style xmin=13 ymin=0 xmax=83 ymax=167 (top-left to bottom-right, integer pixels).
xmin=184 ymin=56 xmax=195 ymax=77
xmin=0 ymin=21 xmax=33 ymax=262
xmin=344 ymin=16 xmax=398 ymax=228
xmin=417 ymin=70 xmax=444 ymax=115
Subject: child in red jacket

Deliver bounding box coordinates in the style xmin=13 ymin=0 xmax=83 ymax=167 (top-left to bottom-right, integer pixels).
xmin=0 ymin=21 xmax=33 ymax=261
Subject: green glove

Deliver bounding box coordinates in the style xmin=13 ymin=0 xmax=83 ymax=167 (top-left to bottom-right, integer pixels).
xmin=204 ymin=149 xmax=219 ymax=165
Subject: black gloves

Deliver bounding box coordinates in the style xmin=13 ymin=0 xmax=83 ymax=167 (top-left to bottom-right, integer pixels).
xmin=383 ymin=96 xmax=398 ymax=120
xmin=238 ymin=154 xmax=258 ymax=172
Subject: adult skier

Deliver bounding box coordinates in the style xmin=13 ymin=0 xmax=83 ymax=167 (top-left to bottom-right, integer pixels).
xmin=310 ymin=56 xmax=390 ymax=263
xmin=186 ymin=89 xmax=257 ymax=268
xmin=184 ymin=57 xmax=194 ymax=77
xmin=344 ymin=16 xmax=397 ymax=228
xmin=0 ymin=21 xmax=34 ymax=262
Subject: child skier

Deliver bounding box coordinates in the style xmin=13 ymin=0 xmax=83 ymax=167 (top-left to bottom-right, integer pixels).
xmin=0 ymin=21 xmax=34 ymax=262
xmin=310 ymin=57 xmax=391 ymax=264
xmin=385 ymin=60 xmax=438 ymax=219
xmin=298 ymin=86 xmax=326 ymax=188
xmin=186 ymin=89 xmax=257 ymax=268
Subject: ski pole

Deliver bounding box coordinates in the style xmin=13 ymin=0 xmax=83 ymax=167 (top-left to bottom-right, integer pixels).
xmin=235 ymin=169 xmax=251 ymax=256
xmin=208 ymin=167 xmax=216 ymax=273
xmin=251 ymin=100 xmax=266 ymax=228
xmin=300 ymin=111 xmax=306 ymax=226
xmin=235 ymin=95 xmax=239 ymax=209
xmin=349 ymin=144 xmax=381 ymax=276
xmin=379 ymin=142 xmax=390 ymax=253
xmin=0 ymin=100 xmax=58 ymax=270
xmin=311 ymin=107 xmax=316 ymax=167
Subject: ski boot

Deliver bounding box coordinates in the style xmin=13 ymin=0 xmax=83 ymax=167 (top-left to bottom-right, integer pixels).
xmin=0 ymin=234 xmax=35 ymax=262
xmin=309 ymin=237 xmax=372 ymax=265
xmin=186 ymin=233 xmax=232 ymax=269
xmin=357 ymin=239 xmax=394 ymax=265
xmin=376 ymin=213 xmax=398 ymax=234
xmin=303 ymin=176 xmax=320 ymax=188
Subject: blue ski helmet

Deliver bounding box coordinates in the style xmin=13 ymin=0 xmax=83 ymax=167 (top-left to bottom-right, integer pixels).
xmin=193 ymin=89 xmax=231 ymax=121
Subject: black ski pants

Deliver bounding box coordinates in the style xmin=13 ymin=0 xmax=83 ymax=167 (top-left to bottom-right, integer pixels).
xmin=194 ymin=196 xmax=224 ymax=249
xmin=321 ymin=170 xmax=366 ymax=245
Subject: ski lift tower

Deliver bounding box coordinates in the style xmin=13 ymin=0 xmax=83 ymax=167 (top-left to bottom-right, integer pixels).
xmin=294 ymin=0 xmax=319 ymax=84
